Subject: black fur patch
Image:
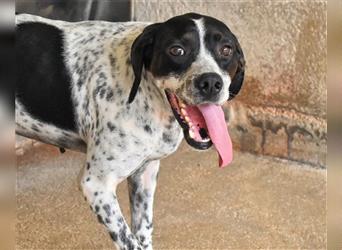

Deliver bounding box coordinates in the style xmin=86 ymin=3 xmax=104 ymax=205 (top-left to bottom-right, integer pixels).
xmin=149 ymin=15 xmax=200 ymax=77
xmin=16 ymin=22 xmax=77 ymax=131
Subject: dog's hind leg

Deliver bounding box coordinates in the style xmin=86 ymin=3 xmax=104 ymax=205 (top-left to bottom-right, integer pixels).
xmin=81 ymin=158 xmax=144 ymax=250
xmin=128 ymin=160 xmax=160 ymax=250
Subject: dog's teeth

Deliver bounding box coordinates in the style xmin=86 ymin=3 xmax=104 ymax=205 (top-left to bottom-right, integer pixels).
xmin=179 ymin=102 xmax=186 ymax=108
xmin=185 ymin=116 xmax=190 ymax=123
xmin=189 ymin=130 xmax=195 ymax=138
xmin=188 ymin=121 xmax=193 ymax=127
xmin=181 ymin=108 xmax=187 ymax=116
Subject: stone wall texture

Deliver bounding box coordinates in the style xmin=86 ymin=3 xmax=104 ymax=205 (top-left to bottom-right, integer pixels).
xmin=132 ymin=0 xmax=327 ymax=168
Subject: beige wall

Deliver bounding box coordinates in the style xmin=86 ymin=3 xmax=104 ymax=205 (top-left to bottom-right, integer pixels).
xmin=133 ymin=0 xmax=327 ymax=168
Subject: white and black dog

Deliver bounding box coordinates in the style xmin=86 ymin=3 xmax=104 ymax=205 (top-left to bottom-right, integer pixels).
xmin=16 ymin=13 xmax=245 ymax=250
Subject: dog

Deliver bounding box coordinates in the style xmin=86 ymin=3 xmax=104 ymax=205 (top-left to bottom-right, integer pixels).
xmin=16 ymin=12 xmax=245 ymax=250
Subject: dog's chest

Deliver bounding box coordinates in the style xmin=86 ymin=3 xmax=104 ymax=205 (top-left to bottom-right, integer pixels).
xmin=101 ymin=96 xmax=183 ymax=160
xmin=130 ymin=87 xmax=184 ymax=158
xmin=152 ymin=116 xmax=184 ymax=158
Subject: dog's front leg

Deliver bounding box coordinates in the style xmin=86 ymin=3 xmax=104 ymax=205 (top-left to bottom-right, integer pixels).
xmin=128 ymin=160 xmax=160 ymax=250
xmin=81 ymin=158 xmax=143 ymax=250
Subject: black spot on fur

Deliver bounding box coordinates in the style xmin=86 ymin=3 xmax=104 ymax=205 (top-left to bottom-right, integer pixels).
xmin=142 ymin=214 xmax=149 ymax=224
xmin=130 ymin=181 xmax=138 ymax=196
xmin=135 ymin=220 xmax=142 ymax=231
xmin=162 ymin=132 xmax=173 ymax=144
xmin=99 ymin=88 xmax=106 ymax=99
xmin=117 ymin=88 xmax=123 ymax=96
xmin=95 ymin=205 xmax=100 ymax=213
xmin=98 ymin=72 xmax=107 ymax=80
xmin=106 ymin=89 xmax=114 ymax=101
xmin=118 ymin=217 xmax=124 ymax=224
xmin=76 ymin=79 xmax=83 ymax=88
xmin=144 ymin=100 xmax=149 ymax=111
xmin=144 ymin=125 xmax=152 ymax=134
xmin=119 ymin=226 xmax=135 ymax=250
xmin=137 ymin=193 xmax=143 ymax=203
xmin=86 ymin=163 xmax=90 ymax=170
xmin=139 ymin=235 xmax=146 ymax=243
xmin=119 ymin=131 xmax=126 ymax=138
xmin=31 ymin=124 xmax=40 ymax=132
xmin=103 ymin=204 xmax=111 ymax=217
xmin=107 ymin=122 xmax=116 ymax=131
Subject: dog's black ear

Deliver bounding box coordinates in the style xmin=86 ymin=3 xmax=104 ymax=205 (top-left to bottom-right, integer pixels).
xmin=228 ymin=37 xmax=245 ymax=100
xmin=128 ymin=23 xmax=160 ymax=103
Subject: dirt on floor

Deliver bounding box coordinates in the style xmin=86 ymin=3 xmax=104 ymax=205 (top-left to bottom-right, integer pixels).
xmin=16 ymin=142 xmax=326 ymax=249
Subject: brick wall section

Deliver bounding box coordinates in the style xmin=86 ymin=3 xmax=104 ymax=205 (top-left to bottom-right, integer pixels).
xmin=133 ymin=0 xmax=327 ymax=168
xmin=225 ymin=102 xmax=326 ymax=168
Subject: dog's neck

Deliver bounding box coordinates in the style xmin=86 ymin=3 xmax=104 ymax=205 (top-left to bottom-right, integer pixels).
xmin=126 ymin=70 xmax=183 ymax=156
xmin=140 ymin=69 xmax=174 ymax=117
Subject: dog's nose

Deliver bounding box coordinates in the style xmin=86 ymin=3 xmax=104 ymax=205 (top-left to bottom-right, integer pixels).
xmin=195 ymin=73 xmax=223 ymax=98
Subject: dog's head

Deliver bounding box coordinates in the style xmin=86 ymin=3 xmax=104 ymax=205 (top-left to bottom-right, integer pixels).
xmin=129 ymin=13 xmax=245 ymax=159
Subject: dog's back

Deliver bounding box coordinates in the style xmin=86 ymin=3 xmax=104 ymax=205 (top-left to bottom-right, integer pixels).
xmin=15 ymin=14 xmax=148 ymax=151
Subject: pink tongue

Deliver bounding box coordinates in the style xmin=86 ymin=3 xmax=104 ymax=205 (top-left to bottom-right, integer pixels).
xmin=198 ymin=104 xmax=233 ymax=168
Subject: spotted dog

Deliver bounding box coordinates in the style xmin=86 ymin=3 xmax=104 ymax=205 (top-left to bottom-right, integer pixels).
xmin=16 ymin=13 xmax=245 ymax=250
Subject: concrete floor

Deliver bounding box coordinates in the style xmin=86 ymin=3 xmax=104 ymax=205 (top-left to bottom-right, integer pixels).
xmin=16 ymin=142 xmax=326 ymax=249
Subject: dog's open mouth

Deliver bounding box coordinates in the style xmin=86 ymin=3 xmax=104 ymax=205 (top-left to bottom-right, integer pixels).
xmin=165 ymin=90 xmax=233 ymax=167
xmin=165 ymin=90 xmax=212 ymax=150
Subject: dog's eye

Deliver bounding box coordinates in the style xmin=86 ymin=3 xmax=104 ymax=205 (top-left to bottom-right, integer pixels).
xmin=220 ymin=45 xmax=232 ymax=57
xmin=169 ymin=46 xmax=185 ymax=56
